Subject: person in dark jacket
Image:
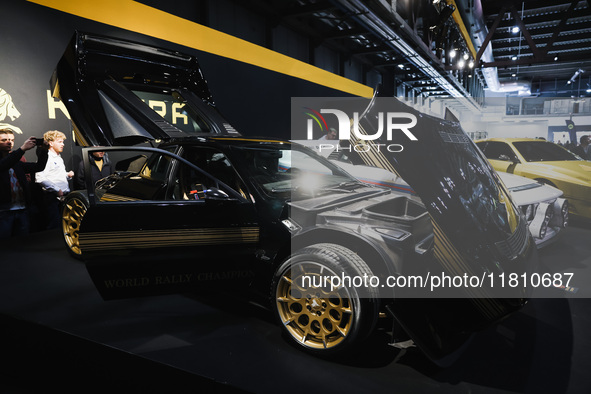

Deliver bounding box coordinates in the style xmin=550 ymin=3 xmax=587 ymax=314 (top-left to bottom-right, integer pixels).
xmin=572 ymin=135 xmax=591 ymax=161
xmin=74 ymin=150 xmax=113 ymax=190
xmin=0 ymin=129 xmax=48 ymax=237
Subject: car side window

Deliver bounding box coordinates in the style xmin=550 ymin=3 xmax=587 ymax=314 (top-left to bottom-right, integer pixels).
xmin=140 ymin=153 xmax=172 ymax=181
xmin=96 ymin=150 xmax=174 ymax=202
xmin=171 ymin=161 xmax=208 ymax=200
xmin=475 ymin=141 xmax=487 ymax=153
xmin=183 ymin=147 xmax=248 ymax=199
xmin=480 ymin=142 xmax=515 ymax=161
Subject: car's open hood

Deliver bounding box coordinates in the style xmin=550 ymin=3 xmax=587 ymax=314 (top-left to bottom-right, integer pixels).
xmin=295 ymin=96 xmax=538 ymax=360
xmin=51 ymin=32 xmax=239 ymax=147
xmin=303 ymin=96 xmax=531 ymax=260
xmin=361 ymin=97 xmax=535 ymax=279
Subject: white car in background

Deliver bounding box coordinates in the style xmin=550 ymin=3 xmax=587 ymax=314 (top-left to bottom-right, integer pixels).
xmin=293 ymin=141 xmax=568 ymax=248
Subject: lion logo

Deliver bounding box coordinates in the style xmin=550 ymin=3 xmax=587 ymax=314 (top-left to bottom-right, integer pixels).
xmin=0 ymin=88 xmax=23 ymax=134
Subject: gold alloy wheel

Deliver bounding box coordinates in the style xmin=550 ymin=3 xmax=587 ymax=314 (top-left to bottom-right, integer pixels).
xmin=62 ymin=198 xmax=87 ymax=255
xmin=276 ymin=261 xmax=354 ymax=349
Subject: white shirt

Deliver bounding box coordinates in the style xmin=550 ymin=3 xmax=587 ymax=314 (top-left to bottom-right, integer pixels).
xmin=35 ymin=150 xmax=70 ymax=193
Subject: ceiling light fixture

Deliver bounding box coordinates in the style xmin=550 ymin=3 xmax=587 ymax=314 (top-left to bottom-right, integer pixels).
xmin=463 ymin=53 xmax=469 ymax=60
xmin=458 ymin=59 xmax=465 ymax=68
xmin=468 ymin=60 xmax=474 ymax=68
xmin=568 ymin=69 xmax=584 ymax=84
xmin=511 ymin=56 xmax=518 ymax=61
xmin=511 ymin=26 xmax=520 ymax=33
xmin=335 ymin=0 xmax=478 ymax=105
xmin=449 ymin=49 xmax=456 ymax=58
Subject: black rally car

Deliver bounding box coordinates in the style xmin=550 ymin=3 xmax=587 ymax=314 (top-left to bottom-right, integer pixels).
xmin=53 ymin=32 xmax=537 ymax=363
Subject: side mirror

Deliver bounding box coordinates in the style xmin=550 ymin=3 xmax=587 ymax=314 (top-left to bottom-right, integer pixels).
xmin=499 ymin=154 xmax=519 ymax=164
xmin=205 ymin=187 xmax=229 ymax=199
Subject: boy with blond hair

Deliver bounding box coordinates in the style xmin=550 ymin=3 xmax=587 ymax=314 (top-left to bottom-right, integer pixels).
xmin=35 ymin=130 xmax=74 ymax=229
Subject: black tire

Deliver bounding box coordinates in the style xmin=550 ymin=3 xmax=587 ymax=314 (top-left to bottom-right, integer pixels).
xmin=61 ymin=194 xmax=88 ymax=259
xmin=272 ymin=243 xmax=379 ymax=355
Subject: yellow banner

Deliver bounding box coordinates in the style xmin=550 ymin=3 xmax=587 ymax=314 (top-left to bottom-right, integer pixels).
xmin=29 ymin=0 xmax=374 ymax=97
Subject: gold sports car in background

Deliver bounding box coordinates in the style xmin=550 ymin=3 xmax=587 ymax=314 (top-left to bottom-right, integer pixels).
xmin=476 ymin=138 xmax=591 ymax=221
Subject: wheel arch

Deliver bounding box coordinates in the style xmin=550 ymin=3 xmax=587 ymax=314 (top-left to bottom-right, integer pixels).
xmin=276 ymin=227 xmax=400 ymax=280
xmin=67 ymin=190 xmax=90 ymax=205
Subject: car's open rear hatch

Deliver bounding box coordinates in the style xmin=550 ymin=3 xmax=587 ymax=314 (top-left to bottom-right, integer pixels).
xmin=51 ymin=32 xmax=239 ymax=147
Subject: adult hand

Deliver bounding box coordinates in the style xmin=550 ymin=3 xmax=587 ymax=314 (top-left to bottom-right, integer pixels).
xmin=67 ymin=170 xmax=74 ymax=178
xmin=20 ymin=137 xmax=37 ymax=151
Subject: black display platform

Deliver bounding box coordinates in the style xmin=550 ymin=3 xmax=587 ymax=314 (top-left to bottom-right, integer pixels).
xmin=1 ymin=226 xmax=591 ymax=393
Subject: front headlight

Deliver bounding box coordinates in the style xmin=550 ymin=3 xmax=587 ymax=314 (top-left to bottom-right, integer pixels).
xmin=529 ymin=202 xmax=553 ymax=239
xmin=549 ymin=198 xmax=568 ymax=228
xmin=521 ymin=203 xmax=536 ymax=222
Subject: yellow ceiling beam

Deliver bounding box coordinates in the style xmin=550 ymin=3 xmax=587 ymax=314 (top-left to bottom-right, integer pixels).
xmin=446 ymin=0 xmax=477 ymax=60
xmin=28 ymin=0 xmax=374 ymax=97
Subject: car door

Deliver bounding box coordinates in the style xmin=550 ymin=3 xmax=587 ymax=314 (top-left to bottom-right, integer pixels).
xmin=79 ymin=146 xmax=260 ymax=299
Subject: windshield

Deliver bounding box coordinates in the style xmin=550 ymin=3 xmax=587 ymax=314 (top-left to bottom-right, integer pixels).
xmin=513 ymin=141 xmax=581 ymax=162
xmin=233 ymin=145 xmax=361 ymax=199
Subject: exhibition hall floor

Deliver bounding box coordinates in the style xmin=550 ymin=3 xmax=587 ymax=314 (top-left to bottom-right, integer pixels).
xmin=1 ymin=226 xmax=590 ymax=393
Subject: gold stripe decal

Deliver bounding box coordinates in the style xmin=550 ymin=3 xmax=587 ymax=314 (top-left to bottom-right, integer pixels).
xmin=432 ymin=219 xmax=504 ymax=320
xmin=28 ymin=0 xmax=373 ymax=98
xmin=100 ymin=193 xmax=141 ymax=202
xmin=356 ymin=123 xmax=400 ymax=176
xmin=79 ymin=227 xmax=260 ymax=251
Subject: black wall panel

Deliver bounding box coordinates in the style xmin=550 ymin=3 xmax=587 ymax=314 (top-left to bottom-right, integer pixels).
xmin=0 ymin=0 xmax=350 ymax=169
